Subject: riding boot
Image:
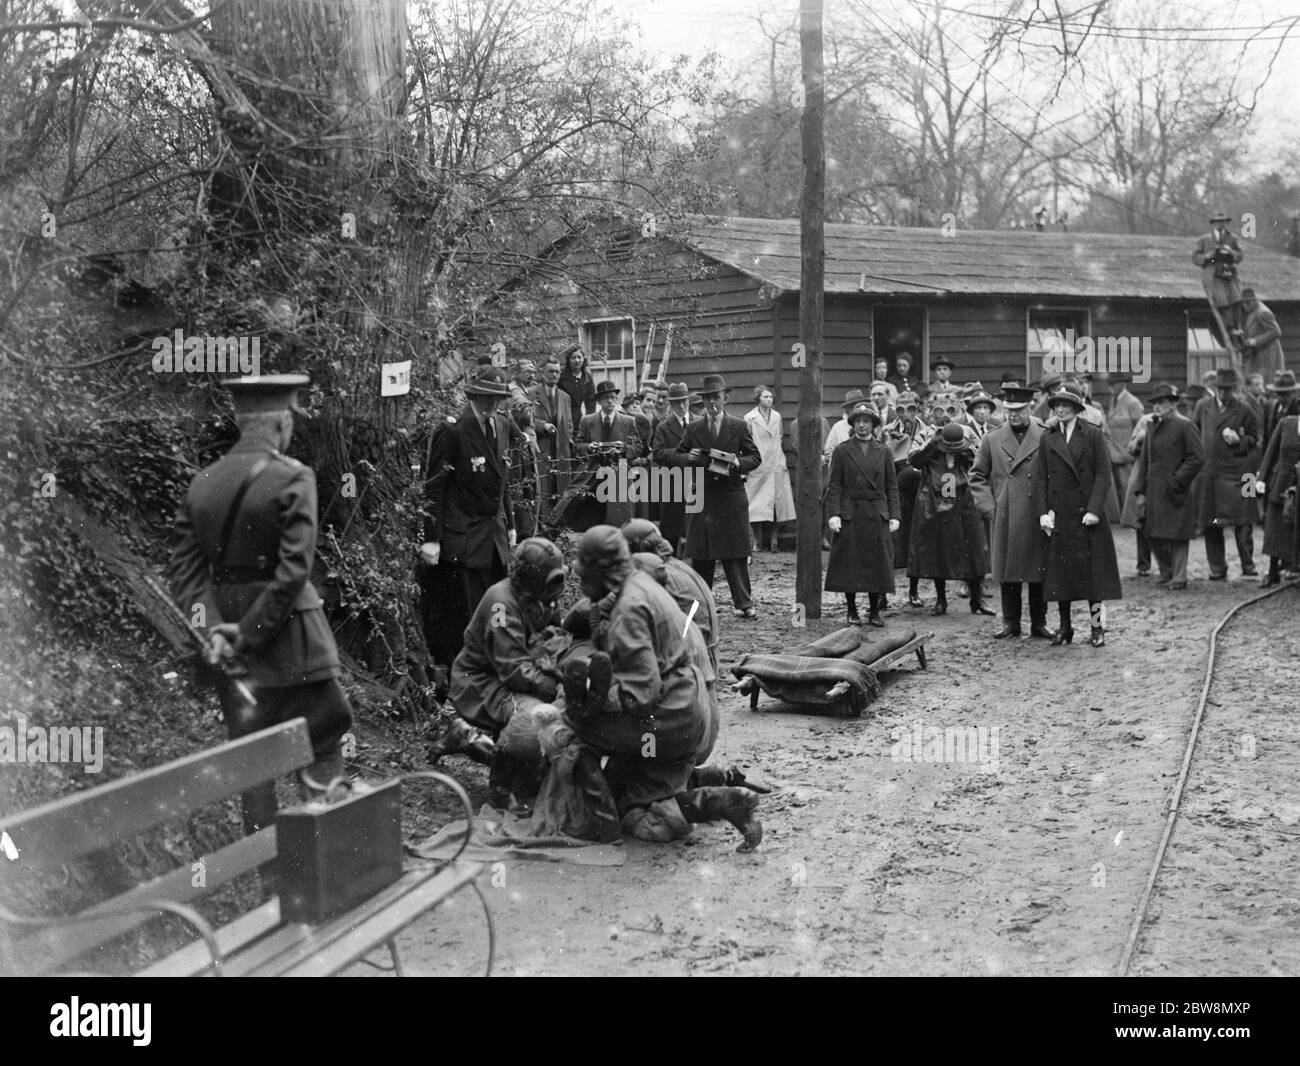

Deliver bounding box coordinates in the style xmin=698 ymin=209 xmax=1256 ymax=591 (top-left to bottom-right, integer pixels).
xmin=845 ymin=593 xmax=860 ymax=625
xmin=867 ymin=592 xmax=885 ymax=627
xmin=677 ymin=786 xmax=763 ymax=852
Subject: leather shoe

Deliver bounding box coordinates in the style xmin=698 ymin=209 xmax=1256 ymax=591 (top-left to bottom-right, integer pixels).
xmin=1029 ymin=624 xmax=1054 ymax=639
xmin=1259 ymin=574 xmax=1280 ymax=588
xmin=930 ymin=600 xmax=948 ymax=616
xmin=1135 ymin=568 xmax=1150 ymax=577
xmin=1208 ymin=573 xmax=1227 ymax=581
xmin=1154 ymin=573 xmax=1172 ymax=586
xmin=907 ymin=595 xmax=925 ymax=608
xmin=1241 ymin=567 xmax=1258 ymax=577
xmin=993 ymin=624 xmax=1021 ymax=639
xmin=846 ymin=610 xmax=861 ymax=625
xmin=866 ymin=613 xmax=884 ymax=627
xmin=1089 ymin=626 xmax=1106 ymax=648
xmin=1168 ymin=581 xmax=1187 ymax=590
xmin=971 ymin=602 xmax=996 ymax=616
xmin=1050 ymin=627 xmax=1074 ymax=646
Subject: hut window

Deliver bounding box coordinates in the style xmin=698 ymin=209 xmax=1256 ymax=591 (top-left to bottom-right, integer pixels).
xmin=1186 ymin=312 xmax=1231 ymax=385
xmin=1026 ymin=307 xmax=1089 ymax=383
xmin=581 ymin=317 xmax=638 ymax=395
xmin=604 ymin=230 xmax=635 ymax=262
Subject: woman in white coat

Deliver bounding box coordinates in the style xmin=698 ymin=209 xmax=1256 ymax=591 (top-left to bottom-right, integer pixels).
xmin=745 ymin=385 xmax=796 ymax=551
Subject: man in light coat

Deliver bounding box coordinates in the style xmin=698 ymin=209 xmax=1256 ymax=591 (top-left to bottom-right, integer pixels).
xmin=527 ymin=357 xmax=573 ymax=520
xmin=1239 ymin=288 xmax=1285 ymax=380
xmin=1105 ymin=371 xmax=1150 ymax=575
xmin=970 ymin=386 xmax=1051 ymax=639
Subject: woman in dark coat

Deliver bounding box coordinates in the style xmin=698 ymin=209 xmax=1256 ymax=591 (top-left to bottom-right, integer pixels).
xmin=1257 ymin=375 xmax=1300 ymax=585
xmin=557 ymin=344 xmax=598 ymax=426
xmin=825 ymin=402 xmax=900 ymax=626
xmin=1031 ymin=383 xmax=1122 ymax=646
xmin=908 ymin=421 xmax=992 ymax=616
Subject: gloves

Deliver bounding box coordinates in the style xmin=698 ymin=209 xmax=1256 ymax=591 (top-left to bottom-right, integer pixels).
xmin=1039 ymin=512 xmax=1055 ymax=535
xmin=888 ymin=519 xmax=900 ymax=533
xmin=828 ymin=516 xmax=842 ymax=534
xmin=1082 ymin=512 xmax=1100 ymax=526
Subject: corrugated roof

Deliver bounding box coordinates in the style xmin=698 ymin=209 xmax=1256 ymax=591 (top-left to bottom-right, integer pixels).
xmin=675 ymin=215 xmax=1300 ymax=301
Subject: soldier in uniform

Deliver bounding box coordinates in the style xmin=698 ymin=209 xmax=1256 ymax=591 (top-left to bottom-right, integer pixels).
xmin=418 ymin=367 xmax=517 ymax=667
xmin=170 ymin=375 xmax=353 ymax=836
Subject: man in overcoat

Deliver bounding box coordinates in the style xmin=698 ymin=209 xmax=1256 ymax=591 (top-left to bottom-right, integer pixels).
xmin=971 ymin=386 xmax=1051 ymax=639
xmin=527 ymin=357 xmax=573 ymax=520
xmin=651 ymin=382 xmax=693 ymax=550
xmin=1031 ymin=382 xmax=1122 ymax=647
xmin=1196 ymin=367 xmax=1260 ymax=579
xmin=1192 ymin=210 xmax=1245 ymax=336
xmin=575 ymin=379 xmax=644 ymax=526
xmin=670 ymin=374 xmax=762 ymax=618
xmin=170 ymin=374 xmax=353 ymax=836
xmin=1239 ymin=288 xmax=1285 ymax=380
xmin=1131 ymin=384 xmax=1203 ymax=590
xmin=419 ymin=367 xmax=517 ymax=666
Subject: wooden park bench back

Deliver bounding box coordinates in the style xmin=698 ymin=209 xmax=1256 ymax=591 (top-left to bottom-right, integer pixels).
xmin=0 ymin=719 xmax=315 ymax=976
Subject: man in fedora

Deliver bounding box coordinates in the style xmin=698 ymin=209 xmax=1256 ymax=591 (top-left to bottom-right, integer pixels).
xmin=1261 ymin=369 xmax=1299 ymax=452
xmin=1104 ymin=371 xmax=1149 ymax=574
xmin=1131 ymin=383 xmax=1203 ymax=590
xmin=671 ymin=374 xmax=762 ymax=618
xmin=419 ymin=366 xmax=518 ymax=666
xmin=931 ymin=357 xmax=955 ymax=389
xmin=575 ymin=379 xmax=643 ymax=526
xmin=971 ymin=386 xmax=1051 ymax=638
xmin=1239 ymin=287 xmax=1285 ymax=380
xmin=652 ymin=382 xmax=695 ymax=551
xmin=823 ymin=388 xmax=865 ymax=467
xmin=170 ymin=374 xmax=353 ymax=836
xmin=1193 ymin=210 xmax=1245 ymax=336
xmin=1196 ymin=366 xmax=1260 ymax=579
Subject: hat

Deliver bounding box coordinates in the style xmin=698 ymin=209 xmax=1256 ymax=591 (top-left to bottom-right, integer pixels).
xmin=1107 ymin=371 xmax=1132 ymax=385
xmin=1210 ymin=210 xmax=1231 ymax=223
xmin=620 ymin=518 xmax=663 ymax=553
xmin=999 ymin=372 xmax=1022 ymax=386
xmin=699 ymin=374 xmax=727 ymax=397
xmin=515 ymin=359 xmax=537 ymax=372
xmin=841 ymin=388 xmax=866 ymax=409
xmin=1214 ymin=367 xmax=1241 ymax=388
xmin=1240 ymin=287 xmax=1257 ymax=301
xmin=961 ymin=380 xmax=986 ymax=396
xmin=965 ymin=390 xmax=995 ymax=411
xmin=223 ymin=373 xmax=310 ymax=414
xmin=936 ymin=422 xmax=968 ymax=452
xmin=594 ymin=379 xmax=621 ymax=398
xmin=932 ymin=357 xmax=955 ymax=371
xmin=577 ymin=524 xmax=631 ymax=572
xmin=665 ymin=381 xmax=690 ymax=401
xmin=630 ymin=551 xmax=668 ymax=586
xmin=999 ymin=386 xmax=1035 ymax=408
xmin=914 ymin=382 xmax=931 ymax=399
xmin=896 ymin=391 xmax=920 ymax=408
xmin=1046 ymin=382 xmax=1087 ymax=411
xmin=510 ymin=537 xmax=566 ymax=603
xmin=1149 ymin=383 xmax=1180 ymax=404
xmin=1180 ymin=384 xmax=1207 ymax=401
xmin=847 ymin=402 xmax=881 ymax=426
xmin=1039 ymin=373 xmax=1065 ymax=393
xmin=1268 ymin=370 xmax=1299 ymax=393
xmin=465 ymin=368 xmax=512 ymax=397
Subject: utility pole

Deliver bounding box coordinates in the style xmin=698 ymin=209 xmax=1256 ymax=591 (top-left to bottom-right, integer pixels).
xmin=796 ymin=0 xmax=825 ymax=620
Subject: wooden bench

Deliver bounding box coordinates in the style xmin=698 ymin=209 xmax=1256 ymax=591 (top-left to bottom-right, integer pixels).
xmin=0 ymin=718 xmax=484 ymax=977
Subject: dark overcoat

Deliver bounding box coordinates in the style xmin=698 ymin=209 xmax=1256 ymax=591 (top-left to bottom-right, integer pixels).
xmin=575 ymin=410 xmax=644 ymax=526
xmin=422 ymin=404 xmax=514 ymax=570
xmin=824 ymin=437 xmax=900 ymax=593
xmin=970 ymin=421 xmax=1049 ymax=584
xmin=652 ymin=411 xmax=691 ymax=541
xmin=1030 ymin=420 xmax=1122 ymax=602
xmin=171 ymin=440 xmax=341 ymax=689
xmin=907 ymin=439 xmax=989 ymax=579
xmin=1258 ymin=415 xmax=1300 ymax=561
xmin=1195 ymin=396 xmax=1260 ymax=528
xmin=1130 ymin=413 xmax=1203 ymax=542
xmin=671 ymin=413 xmax=761 ymax=561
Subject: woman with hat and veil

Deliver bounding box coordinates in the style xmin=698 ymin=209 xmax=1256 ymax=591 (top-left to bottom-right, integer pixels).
xmin=1031 ymin=382 xmax=1122 ymax=646
xmin=825 ymin=402 xmax=900 ymax=626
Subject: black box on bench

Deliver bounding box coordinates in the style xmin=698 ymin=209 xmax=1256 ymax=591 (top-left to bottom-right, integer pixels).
xmin=276 ymin=779 xmax=403 ymax=924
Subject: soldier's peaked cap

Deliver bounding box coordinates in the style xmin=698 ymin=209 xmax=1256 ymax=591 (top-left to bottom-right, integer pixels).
xmin=222 ymin=374 xmax=310 ymax=414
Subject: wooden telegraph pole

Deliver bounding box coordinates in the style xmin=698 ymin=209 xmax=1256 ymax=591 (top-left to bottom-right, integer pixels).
xmin=796 ymin=0 xmax=825 ymax=620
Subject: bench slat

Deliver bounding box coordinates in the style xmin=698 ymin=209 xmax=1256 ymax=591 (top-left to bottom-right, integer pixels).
xmin=23 ymin=828 xmax=277 ymax=974
xmin=274 ymin=862 xmax=483 ymax=977
xmin=136 ymin=899 xmax=282 ymax=977
xmin=0 ymin=719 xmax=313 ymax=865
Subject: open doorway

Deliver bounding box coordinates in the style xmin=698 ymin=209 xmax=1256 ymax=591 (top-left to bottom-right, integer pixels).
xmin=872 ymin=305 xmax=927 ymax=388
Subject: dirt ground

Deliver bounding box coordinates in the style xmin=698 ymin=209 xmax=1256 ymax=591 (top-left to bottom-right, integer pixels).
xmin=391 ymin=530 xmax=1300 ymax=977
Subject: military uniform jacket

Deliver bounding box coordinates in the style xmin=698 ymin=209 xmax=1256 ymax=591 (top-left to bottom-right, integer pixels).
xmin=671 ymin=412 xmax=762 ymax=560
xmin=423 ymin=405 xmax=514 ymax=570
xmin=170 ymin=440 xmax=340 ymax=688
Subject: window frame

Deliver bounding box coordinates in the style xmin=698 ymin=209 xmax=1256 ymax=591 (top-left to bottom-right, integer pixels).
xmin=1025 ymin=304 xmax=1092 ymax=384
